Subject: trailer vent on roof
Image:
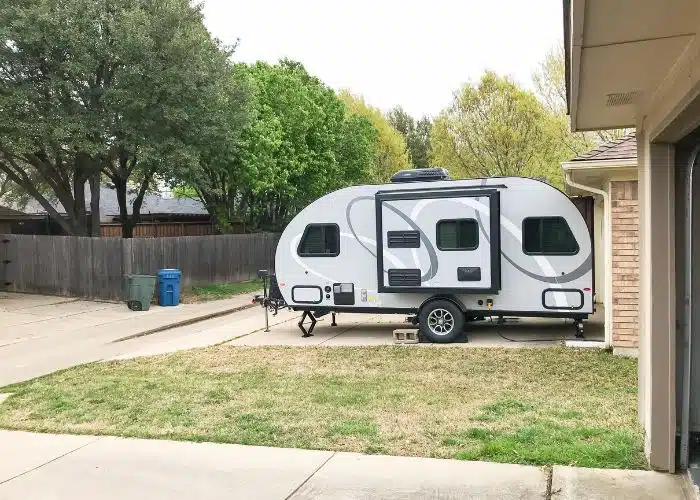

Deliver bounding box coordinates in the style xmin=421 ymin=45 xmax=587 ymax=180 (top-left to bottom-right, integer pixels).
xmin=390 ymin=168 xmax=450 ymax=183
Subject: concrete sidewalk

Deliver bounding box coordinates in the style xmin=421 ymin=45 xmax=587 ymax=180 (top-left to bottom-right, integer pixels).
xmin=0 ymin=430 xmax=686 ymax=499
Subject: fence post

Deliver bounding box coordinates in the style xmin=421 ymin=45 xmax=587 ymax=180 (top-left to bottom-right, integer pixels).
xmin=122 ymin=238 xmax=132 ymax=276
xmin=0 ymin=234 xmax=11 ymax=289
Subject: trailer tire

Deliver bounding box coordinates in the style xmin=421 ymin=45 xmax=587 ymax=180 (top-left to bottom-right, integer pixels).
xmin=419 ymin=299 xmax=464 ymax=343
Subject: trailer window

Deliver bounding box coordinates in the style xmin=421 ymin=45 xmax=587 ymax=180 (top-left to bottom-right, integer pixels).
xmin=297 ymin=224 xmax=340 ymax=257
xmin=436 ymin=219 xmax=478 ymax=251
xmin=522 ymin=217 xmax=579 ymax=255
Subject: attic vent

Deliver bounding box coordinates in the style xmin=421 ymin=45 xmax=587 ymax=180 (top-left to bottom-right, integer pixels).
xmin=606 ymin=91 xmax=641 ymax=107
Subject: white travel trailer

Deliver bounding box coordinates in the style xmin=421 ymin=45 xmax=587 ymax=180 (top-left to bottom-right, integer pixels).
xmin=259 ymin=169 xmax=594 ymax=343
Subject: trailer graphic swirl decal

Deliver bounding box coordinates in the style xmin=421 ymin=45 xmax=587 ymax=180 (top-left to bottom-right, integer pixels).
xmin=346 ymin=193 xmax=591 ymax=286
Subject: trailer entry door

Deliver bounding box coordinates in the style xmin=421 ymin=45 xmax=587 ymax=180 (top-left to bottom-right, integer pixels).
xmin=375 ymin=188 xmax=501 ymax=294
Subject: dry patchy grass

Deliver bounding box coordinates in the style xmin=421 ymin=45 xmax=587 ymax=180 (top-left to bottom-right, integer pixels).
xmin=180 ymin=280 xmax=262 ymax=303
xmin=0 ymin=346 xmax=645 ymax=469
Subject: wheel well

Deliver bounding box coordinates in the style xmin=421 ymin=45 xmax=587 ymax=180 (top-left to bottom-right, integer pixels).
xmin=418 ymin=295 xmax=466 ymax=314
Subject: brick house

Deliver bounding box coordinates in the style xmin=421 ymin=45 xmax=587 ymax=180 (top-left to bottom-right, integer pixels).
xmin=561 ymin=134 xmax=639 ymax=356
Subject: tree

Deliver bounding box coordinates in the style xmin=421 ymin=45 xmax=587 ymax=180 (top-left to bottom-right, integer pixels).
xmin=0 ymin=0 xmax=106 ymax=235
xmin=533 ymin=44 xmax=631 ymax=150
xmin=0 ymin=0 xmax=238 ymax=237
xmin=431 ymin=72 xmax=565 ymax=186
xmin=338 ymin=91 xmax=410 ymax=182
xmin=387 ymin=107 xmax=432 ymax=169
xmin=177 ymin=60 xmax=376 ymax=232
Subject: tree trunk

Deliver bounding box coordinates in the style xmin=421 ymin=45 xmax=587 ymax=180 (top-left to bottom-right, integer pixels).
xmin=72 ymin=156 xmax=89 ymax=236
xmin=130 ymin=170 xmax=154 ymax=238
xmin=122 ymin=218 xmax=135 ymax=239
xmin=89 ymin=172 xmax=101 ymax=237
xmin=112 ymin=176 xmax=132 ymax=238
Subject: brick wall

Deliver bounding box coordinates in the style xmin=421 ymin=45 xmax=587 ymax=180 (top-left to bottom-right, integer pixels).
xmin=611 ymin=180 xmax=639 ymax=348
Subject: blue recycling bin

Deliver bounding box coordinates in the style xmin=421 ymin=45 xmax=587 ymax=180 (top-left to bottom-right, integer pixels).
xmin=158 ymin=269 xmax=182 ymax=306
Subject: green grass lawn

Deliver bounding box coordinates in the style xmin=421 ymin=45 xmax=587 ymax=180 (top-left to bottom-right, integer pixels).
xmin=0 ymin=347 xmax=645 ymax=469
xmin=182 ymin=280 xmax=263 ymax=303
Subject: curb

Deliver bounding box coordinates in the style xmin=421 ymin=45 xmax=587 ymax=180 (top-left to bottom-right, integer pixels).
xmin=111 ymin=302 xmax=257 ymax=343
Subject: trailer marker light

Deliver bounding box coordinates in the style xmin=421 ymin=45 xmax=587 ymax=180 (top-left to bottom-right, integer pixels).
xmin=584 ymin=287 xmax=591 ymax=291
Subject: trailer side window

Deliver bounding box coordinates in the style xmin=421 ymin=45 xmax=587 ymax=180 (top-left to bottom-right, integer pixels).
xmin=522 ymin=217 xmax=579 ymax=255
xmin=436 ymin=219 xmax=478 ymax=251
xmin=297 ymin=224 xmax=340 ymax=257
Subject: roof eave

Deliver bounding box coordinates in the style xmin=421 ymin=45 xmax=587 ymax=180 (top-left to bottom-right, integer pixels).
xmin=561 ymin=158 xmax=638 ymax=170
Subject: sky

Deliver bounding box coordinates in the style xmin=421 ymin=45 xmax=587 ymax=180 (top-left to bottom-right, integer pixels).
xmin=201 ymin=0 xmax=564 ymax=118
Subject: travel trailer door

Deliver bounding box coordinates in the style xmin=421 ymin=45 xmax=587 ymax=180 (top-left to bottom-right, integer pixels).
xmin=375 ymin=188 xmax=501 ymax=293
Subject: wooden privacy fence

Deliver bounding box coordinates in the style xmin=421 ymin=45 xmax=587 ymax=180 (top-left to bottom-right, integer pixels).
xmin=0 ymin=233 xmax=279 ymax=301
xmin=99 ymin=222 xmax=216 ymax=238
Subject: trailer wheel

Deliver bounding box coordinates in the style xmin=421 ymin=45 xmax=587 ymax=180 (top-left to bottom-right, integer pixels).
xmin=419 ymin=300 xmax=464 ymax=343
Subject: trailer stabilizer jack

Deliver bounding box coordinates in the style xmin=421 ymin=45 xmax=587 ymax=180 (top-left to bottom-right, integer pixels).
xmin=298 ymin=310 xmax=317 ymax=337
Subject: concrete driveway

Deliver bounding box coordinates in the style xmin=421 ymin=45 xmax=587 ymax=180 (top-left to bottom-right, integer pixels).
xmin=0 ymin=292 xmax=272 ymax=386
xmin=228 ymin=310 xmax=605 ymax=347
xmin=0 ymin=290 xmax=605 ymax=386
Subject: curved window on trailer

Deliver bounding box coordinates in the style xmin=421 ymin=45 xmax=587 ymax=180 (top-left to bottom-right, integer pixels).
xmin=297 ymin=224 xmax=340 ymax=257
xmin=522 ymin=217 xmax=579 ymax=255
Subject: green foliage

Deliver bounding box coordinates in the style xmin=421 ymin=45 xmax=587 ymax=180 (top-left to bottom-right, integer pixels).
xmin=180 ymin=60 xmax=376 ymax=232
xmin=387 ymin=107 xmax=432 ymax=169
xmin=431 ymin=72 xmax=567 ymax=187
xmin=0 ymin=0 xmax=242 ymax=236
xmin=338 ymin=91 xmax=410 ymax=182
xmin=533 ymin=44 xmax=631 ymax=151
xmin=171 ymin=186 xmax=199 ymax=199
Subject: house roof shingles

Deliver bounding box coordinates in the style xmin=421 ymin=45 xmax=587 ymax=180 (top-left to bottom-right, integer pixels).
xmin=572 ymin=133 xmax=637 ymax=162
xmin=21 ymin=185 xmax=208 ymax=222
xmin=0 ymin=205 xmax=36 ymax=219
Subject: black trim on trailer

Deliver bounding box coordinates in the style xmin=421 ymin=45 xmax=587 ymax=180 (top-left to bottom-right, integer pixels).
xmin=377 ymin=184 xmax=508 ymax=196
xmin=375 ymin=187 xmax=502 ymax=295
xmin=376 ymin=187 xmax=501 ymax=202
xmin=291 ymin=305 xmax=589 ymax=320
xmin=375 ymin=192 xmax=384 ymax=291
xmin=291 ymin=285 xmax=323 ymax=304
xmin=541 ymin=288 xmax=585 ymax=311
xmin=418 ymin=294 xmax=466 ymax=313
xmin=490 ymin=191 xmax=502 ymax=291
xmin=376 ymin=286 xmax=498 ymax=294
xmin=292 ymin=306 xmax=416 ymax=314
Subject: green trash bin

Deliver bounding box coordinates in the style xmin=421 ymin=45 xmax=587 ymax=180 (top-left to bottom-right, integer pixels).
xmin=123 ymin=274 xmax=157 ymax=311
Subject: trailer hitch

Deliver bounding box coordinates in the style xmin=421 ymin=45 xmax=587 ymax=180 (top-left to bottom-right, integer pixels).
xmin=253 ymin=270 xmax=288 ymax=332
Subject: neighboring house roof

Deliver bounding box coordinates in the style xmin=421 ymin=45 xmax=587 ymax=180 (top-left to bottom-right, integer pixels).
xmin=22 ymin=185 xmax=208 ymax=222
xmin=571 ymin=133 xmax=637 ymax=162
xmin=0 ymin=205 xmax=39 ymax=220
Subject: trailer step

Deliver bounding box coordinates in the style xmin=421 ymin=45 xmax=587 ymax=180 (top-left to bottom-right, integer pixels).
xmin=393 ymin=329 xmax=420 ymax=344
